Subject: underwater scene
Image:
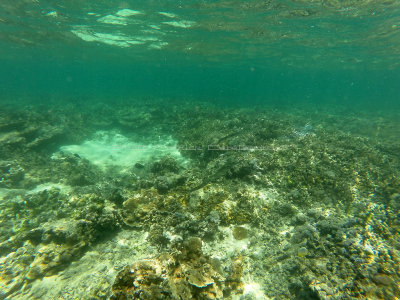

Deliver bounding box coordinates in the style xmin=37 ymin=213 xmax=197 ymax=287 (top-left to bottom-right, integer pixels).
xmin=1 ymin=1 xmax=400 ymax=299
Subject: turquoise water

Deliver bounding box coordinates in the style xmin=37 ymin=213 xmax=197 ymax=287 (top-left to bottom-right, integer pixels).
xmin=3 ymin=57 xmax=400 ymax=106
xmin=1 ymin=1 xmax=400 ymax=299
xmin=1 ymin=1 xmax=400 ymax=105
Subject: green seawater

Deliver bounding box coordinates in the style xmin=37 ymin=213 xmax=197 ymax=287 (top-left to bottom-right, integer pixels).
xmin=1 ymin=0 xmax=400 ymax=107
xmin=0 ymin=1 xmax=399 ymax=299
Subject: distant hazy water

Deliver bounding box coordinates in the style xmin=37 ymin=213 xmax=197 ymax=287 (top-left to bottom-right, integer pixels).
xmin=1 ymin=55 xmax=400 ymax=110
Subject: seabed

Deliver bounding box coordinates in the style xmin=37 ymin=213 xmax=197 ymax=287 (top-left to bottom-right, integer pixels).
xmin=0 ymin=99 xmax=399 ymax=299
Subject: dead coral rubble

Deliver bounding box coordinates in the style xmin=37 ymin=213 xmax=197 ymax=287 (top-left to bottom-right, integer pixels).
xmin=111 ymin=237 xmax=243 ymax=299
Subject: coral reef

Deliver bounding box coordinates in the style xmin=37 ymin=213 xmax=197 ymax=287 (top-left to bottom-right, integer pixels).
xmin=111 ymin=237 xmax=243 ymax=299
xmin=0 ymin=100 xmax=399 ymax=299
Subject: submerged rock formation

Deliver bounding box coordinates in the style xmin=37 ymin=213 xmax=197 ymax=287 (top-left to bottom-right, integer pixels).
xmin=111 ymin=237 xmax=243 ymax=299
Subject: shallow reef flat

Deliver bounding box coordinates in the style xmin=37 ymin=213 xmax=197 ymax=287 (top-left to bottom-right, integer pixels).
xmin=0 ymin=99 xmax=399 ymax=299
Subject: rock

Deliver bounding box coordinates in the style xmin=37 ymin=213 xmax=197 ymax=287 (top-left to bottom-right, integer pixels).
xmin=297 ymin=247 xmax=309 ymax=257
xmin=111 ymin=238 xmax=242 ymax=299
xmin=233 ymin=226 xmax=248 ymax=240
xmin=0 ymin=160 xmax=25 ymax=188
xmin=150 ymin=156 xmax=180 ymax=175
xmin=373 ymin=273 xmax=393 ymax=286
xmin=134 ymin=162 xmax=145 ymax=169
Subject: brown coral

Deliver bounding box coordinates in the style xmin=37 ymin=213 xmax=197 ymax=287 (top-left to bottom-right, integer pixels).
xmin=111 ymin=237 xmax=242 ymax=299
